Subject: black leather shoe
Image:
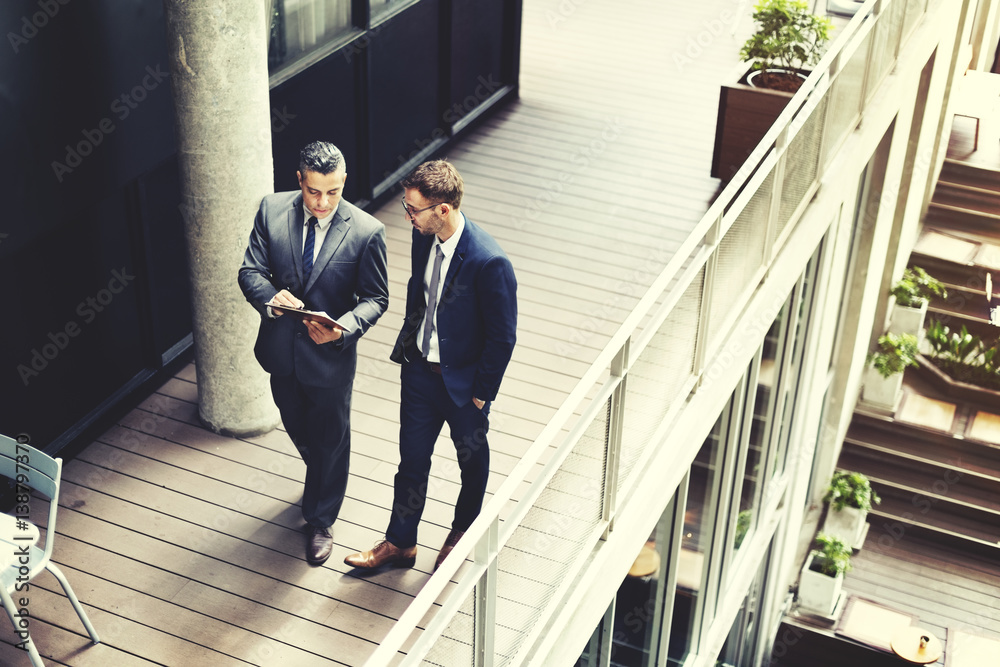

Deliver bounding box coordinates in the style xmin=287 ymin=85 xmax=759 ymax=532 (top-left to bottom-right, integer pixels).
xmin=306 ymin=525 xmax=334 ymax=565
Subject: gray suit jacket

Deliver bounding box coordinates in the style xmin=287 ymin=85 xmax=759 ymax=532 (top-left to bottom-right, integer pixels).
xmin=238 ymin=192 xmax=389 ymax=388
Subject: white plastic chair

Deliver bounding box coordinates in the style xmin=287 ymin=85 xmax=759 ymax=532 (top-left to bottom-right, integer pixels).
xmin=0 ymin=434 xmax=99 ymax=666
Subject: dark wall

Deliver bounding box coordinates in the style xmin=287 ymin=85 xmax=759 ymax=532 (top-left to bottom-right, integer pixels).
xmin=2 ymin=0 xmax=520 ymax=455
xmin=269 ymin=0 xmax=522 ymax=202
xmin=1 ymin=0 xmax=185 ymax=452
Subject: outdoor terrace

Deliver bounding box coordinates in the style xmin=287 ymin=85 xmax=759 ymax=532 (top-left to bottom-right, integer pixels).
xmin=4 ymin=0 xmax=992 ymax=665
xmin=0 ymin=0 xmax=750 ymax=663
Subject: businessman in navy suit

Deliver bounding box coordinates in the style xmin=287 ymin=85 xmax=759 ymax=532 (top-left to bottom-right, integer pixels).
xmin=346 ymin=160 xmax=517 ymax=571
xmin=239 ymin=141 xmax=389 ymax=565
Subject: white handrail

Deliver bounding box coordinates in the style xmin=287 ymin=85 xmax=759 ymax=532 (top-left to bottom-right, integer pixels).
xmin=364 ymin=1 xmax=900 ymax=664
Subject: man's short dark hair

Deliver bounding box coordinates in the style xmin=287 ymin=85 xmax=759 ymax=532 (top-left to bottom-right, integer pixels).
xmin=299 ymin=141 xmax=345 ymax=175
xmin=401 ymin=160 xmax=463 ymax=209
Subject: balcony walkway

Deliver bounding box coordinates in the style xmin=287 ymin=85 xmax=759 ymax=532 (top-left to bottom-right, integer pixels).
xmin=0 ymin=0 xmax=768 ymax=664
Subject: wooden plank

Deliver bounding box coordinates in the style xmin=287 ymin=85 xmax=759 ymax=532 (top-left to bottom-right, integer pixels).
xmin=137 ymin=383 xmax=532 ymax=459
xmin=39 ymin=1 xmax=779 ymax=663
xmin=45 ymin=495 xmax=409 ymax=663
xmin=2 ymin=582 xmax=252 ymax=666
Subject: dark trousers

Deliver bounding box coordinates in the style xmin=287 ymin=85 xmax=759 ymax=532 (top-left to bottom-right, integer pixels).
xmin=386 ymin=360 xmax=491 ymax=549
xmin=270 ymin=374 xmax=351 ymax=528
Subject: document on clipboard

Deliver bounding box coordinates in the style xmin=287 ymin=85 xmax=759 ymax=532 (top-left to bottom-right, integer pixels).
xmin=265 ymin=300 xmax=354 ymax=331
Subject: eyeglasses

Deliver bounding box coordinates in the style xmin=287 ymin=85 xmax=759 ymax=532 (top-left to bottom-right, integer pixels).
xmin=401 ymin=198 xmax=440 ymax=218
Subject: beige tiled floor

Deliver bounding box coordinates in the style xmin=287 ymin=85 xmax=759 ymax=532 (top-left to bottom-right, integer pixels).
xmin=914 ymin=230 xmax=979 ymax=264
xmin=967 ymin=410 xmax=1000 ymax=444
xmin=897 ymin=392 xmax=957 ymax=432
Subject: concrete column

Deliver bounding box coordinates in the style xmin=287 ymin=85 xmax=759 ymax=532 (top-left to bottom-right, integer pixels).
xmin=163 ymin=1 xmax=279 ymax=436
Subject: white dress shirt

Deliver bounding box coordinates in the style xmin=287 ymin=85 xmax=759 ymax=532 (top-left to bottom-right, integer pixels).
xmin=303 ymin=204 xmax=337 ymax=264
xmin=419 ymin=213 xmax=466 ymax=363
xmin=267 ymin=204 xmax=338 ymax=319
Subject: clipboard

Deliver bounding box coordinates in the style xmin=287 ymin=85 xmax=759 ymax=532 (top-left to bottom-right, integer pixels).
xmin=265 ymin=300 xmax=353 ymax=331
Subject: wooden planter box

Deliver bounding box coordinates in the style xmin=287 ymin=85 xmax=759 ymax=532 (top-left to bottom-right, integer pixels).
xmin=915 ymin=354 xmax=1000 ymax=405
xmin=711 ymin=73 xmax=796 ymax=180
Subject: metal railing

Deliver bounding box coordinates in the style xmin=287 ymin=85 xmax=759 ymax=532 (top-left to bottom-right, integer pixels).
xmin=364 ymin=0 xmax=930 ymax=664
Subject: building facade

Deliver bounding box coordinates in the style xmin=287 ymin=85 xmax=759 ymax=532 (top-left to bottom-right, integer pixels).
xmin=368 ymin=0 xmax=1000 ymax=665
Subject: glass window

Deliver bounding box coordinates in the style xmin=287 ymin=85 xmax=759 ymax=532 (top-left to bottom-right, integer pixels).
xmin=668 ymin=412 xmax=729 ymax=665
xmin=771 ymin=245 xmax=822 ymax=481
xmin=609 ymin=497 xmax=676 ymax=667
xmin=575 ymin=604 xmax=610 ymax=667
xmin=729 ymin=299 xmax=792 ymax=564
xmin=370 ymin=0 xmax=409 ymax=19
xmin=268 ymin=0 xmax=352 ymax=72
xmin=715 ymin=541 xmax=772 ymax=667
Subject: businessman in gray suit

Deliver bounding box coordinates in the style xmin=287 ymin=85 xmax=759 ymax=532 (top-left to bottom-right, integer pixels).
xmin=239 ymin=141 xmax=389 ymax=565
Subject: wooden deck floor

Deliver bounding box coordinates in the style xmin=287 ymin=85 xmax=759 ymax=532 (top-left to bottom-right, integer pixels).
xmin=0 ymin=1 xmax=755 ymax=665
xmin=842 ymin=529 xmax=1000 ymax=666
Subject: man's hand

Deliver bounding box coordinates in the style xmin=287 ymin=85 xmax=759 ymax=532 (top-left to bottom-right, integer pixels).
xmin=305 ymin=319 xmax=343 ymax=345
xmin=473 ymin=397 xmax=485 ymax=410
xmin=269 ymin=289 xmax=304 ymax=316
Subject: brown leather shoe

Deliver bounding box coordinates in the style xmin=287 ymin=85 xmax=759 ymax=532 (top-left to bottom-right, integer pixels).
xmin=344 ymin=540 xmax=417 ymax=569
xmin=434 ymin=529 xmax=465 ymax=571
xmin=306 ymin=525 xmax=334 ymax=566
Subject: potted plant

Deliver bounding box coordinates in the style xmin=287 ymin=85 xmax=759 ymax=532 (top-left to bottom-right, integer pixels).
xmin=711 ymin=0 xmax=832 ymax=179
xmin=798 ymin=533 xmax=852 ymax=615
xmin=888 ymin=267 xmax=947 ymax=339
xmin=862 ymin=332 xmax=919 ymax=411
xmin=739 ymin=0 xmax=833 ymax=91
xmin=822 ymin=471 xmax=880 ymax=549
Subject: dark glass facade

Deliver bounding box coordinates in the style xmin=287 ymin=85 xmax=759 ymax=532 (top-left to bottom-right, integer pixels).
xmin=0 ymin=0 xmax=521 ymax=453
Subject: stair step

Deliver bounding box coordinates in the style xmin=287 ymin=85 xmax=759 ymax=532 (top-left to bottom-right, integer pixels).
xmin=846 ymin=417 xmax=1000 ymax=482
xmin=926 ymin=308 xmax=997 ymax=342
xmin=931 ymin=184 xmax=1000 ymax=218
xmin=838 ymin=449 xmax=1000 ymax=514
xmin=924 ymin=291 xmax=992 ymax=323
xmin=911 ymin=263 xmax=992 ymax=307
xmin=862 ymin=519 xmax=1000 ymax=563
xmin=940 ymin=158 xmax=1000 ymax=194
xmin=910 ymin=226 xmax=999 ymax=270
xmin=925 ymin=203 xmax=1000 ymax=237
xmin=869 ymin=487 xmax=1000 ymax=548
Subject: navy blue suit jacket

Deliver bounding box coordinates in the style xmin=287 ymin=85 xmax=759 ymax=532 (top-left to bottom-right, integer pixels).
xmin=239 ymin=192 xmax=389 ymax=388
xmin=390 ymin=216 xmax=517 ymax=406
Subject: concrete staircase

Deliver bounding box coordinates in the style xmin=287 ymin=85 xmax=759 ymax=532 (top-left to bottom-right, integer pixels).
xmin=837 ymin=155 xmax=1000 ymax=561
xmin=910 ymin=157 xmax=1000 ymax=339
xmin=839 ymin=411 xmax=1000 ymax=561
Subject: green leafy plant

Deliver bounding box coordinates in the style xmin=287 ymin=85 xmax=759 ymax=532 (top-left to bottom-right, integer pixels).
xmin=867 ymin=333 xmax=919 ymax=379
xmin=925 ymin=319 xmax=950 ymax=355
xmin=823 ymin=471 xmax=880 ymax=512
xmin=811 ymin=533 xmax=852 ymax=577
xmin=984 ymin=339 xmax=1000 ymax=376
xmin=890 ymin=266 xmax=947 ymax=307
xmin=925 ymin=320 xmax=1000 ymax=390
xmin=734 ymin=509 xmax=753 ymax=549
xmin=739 ymin=0 xmax=832 ymax=90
